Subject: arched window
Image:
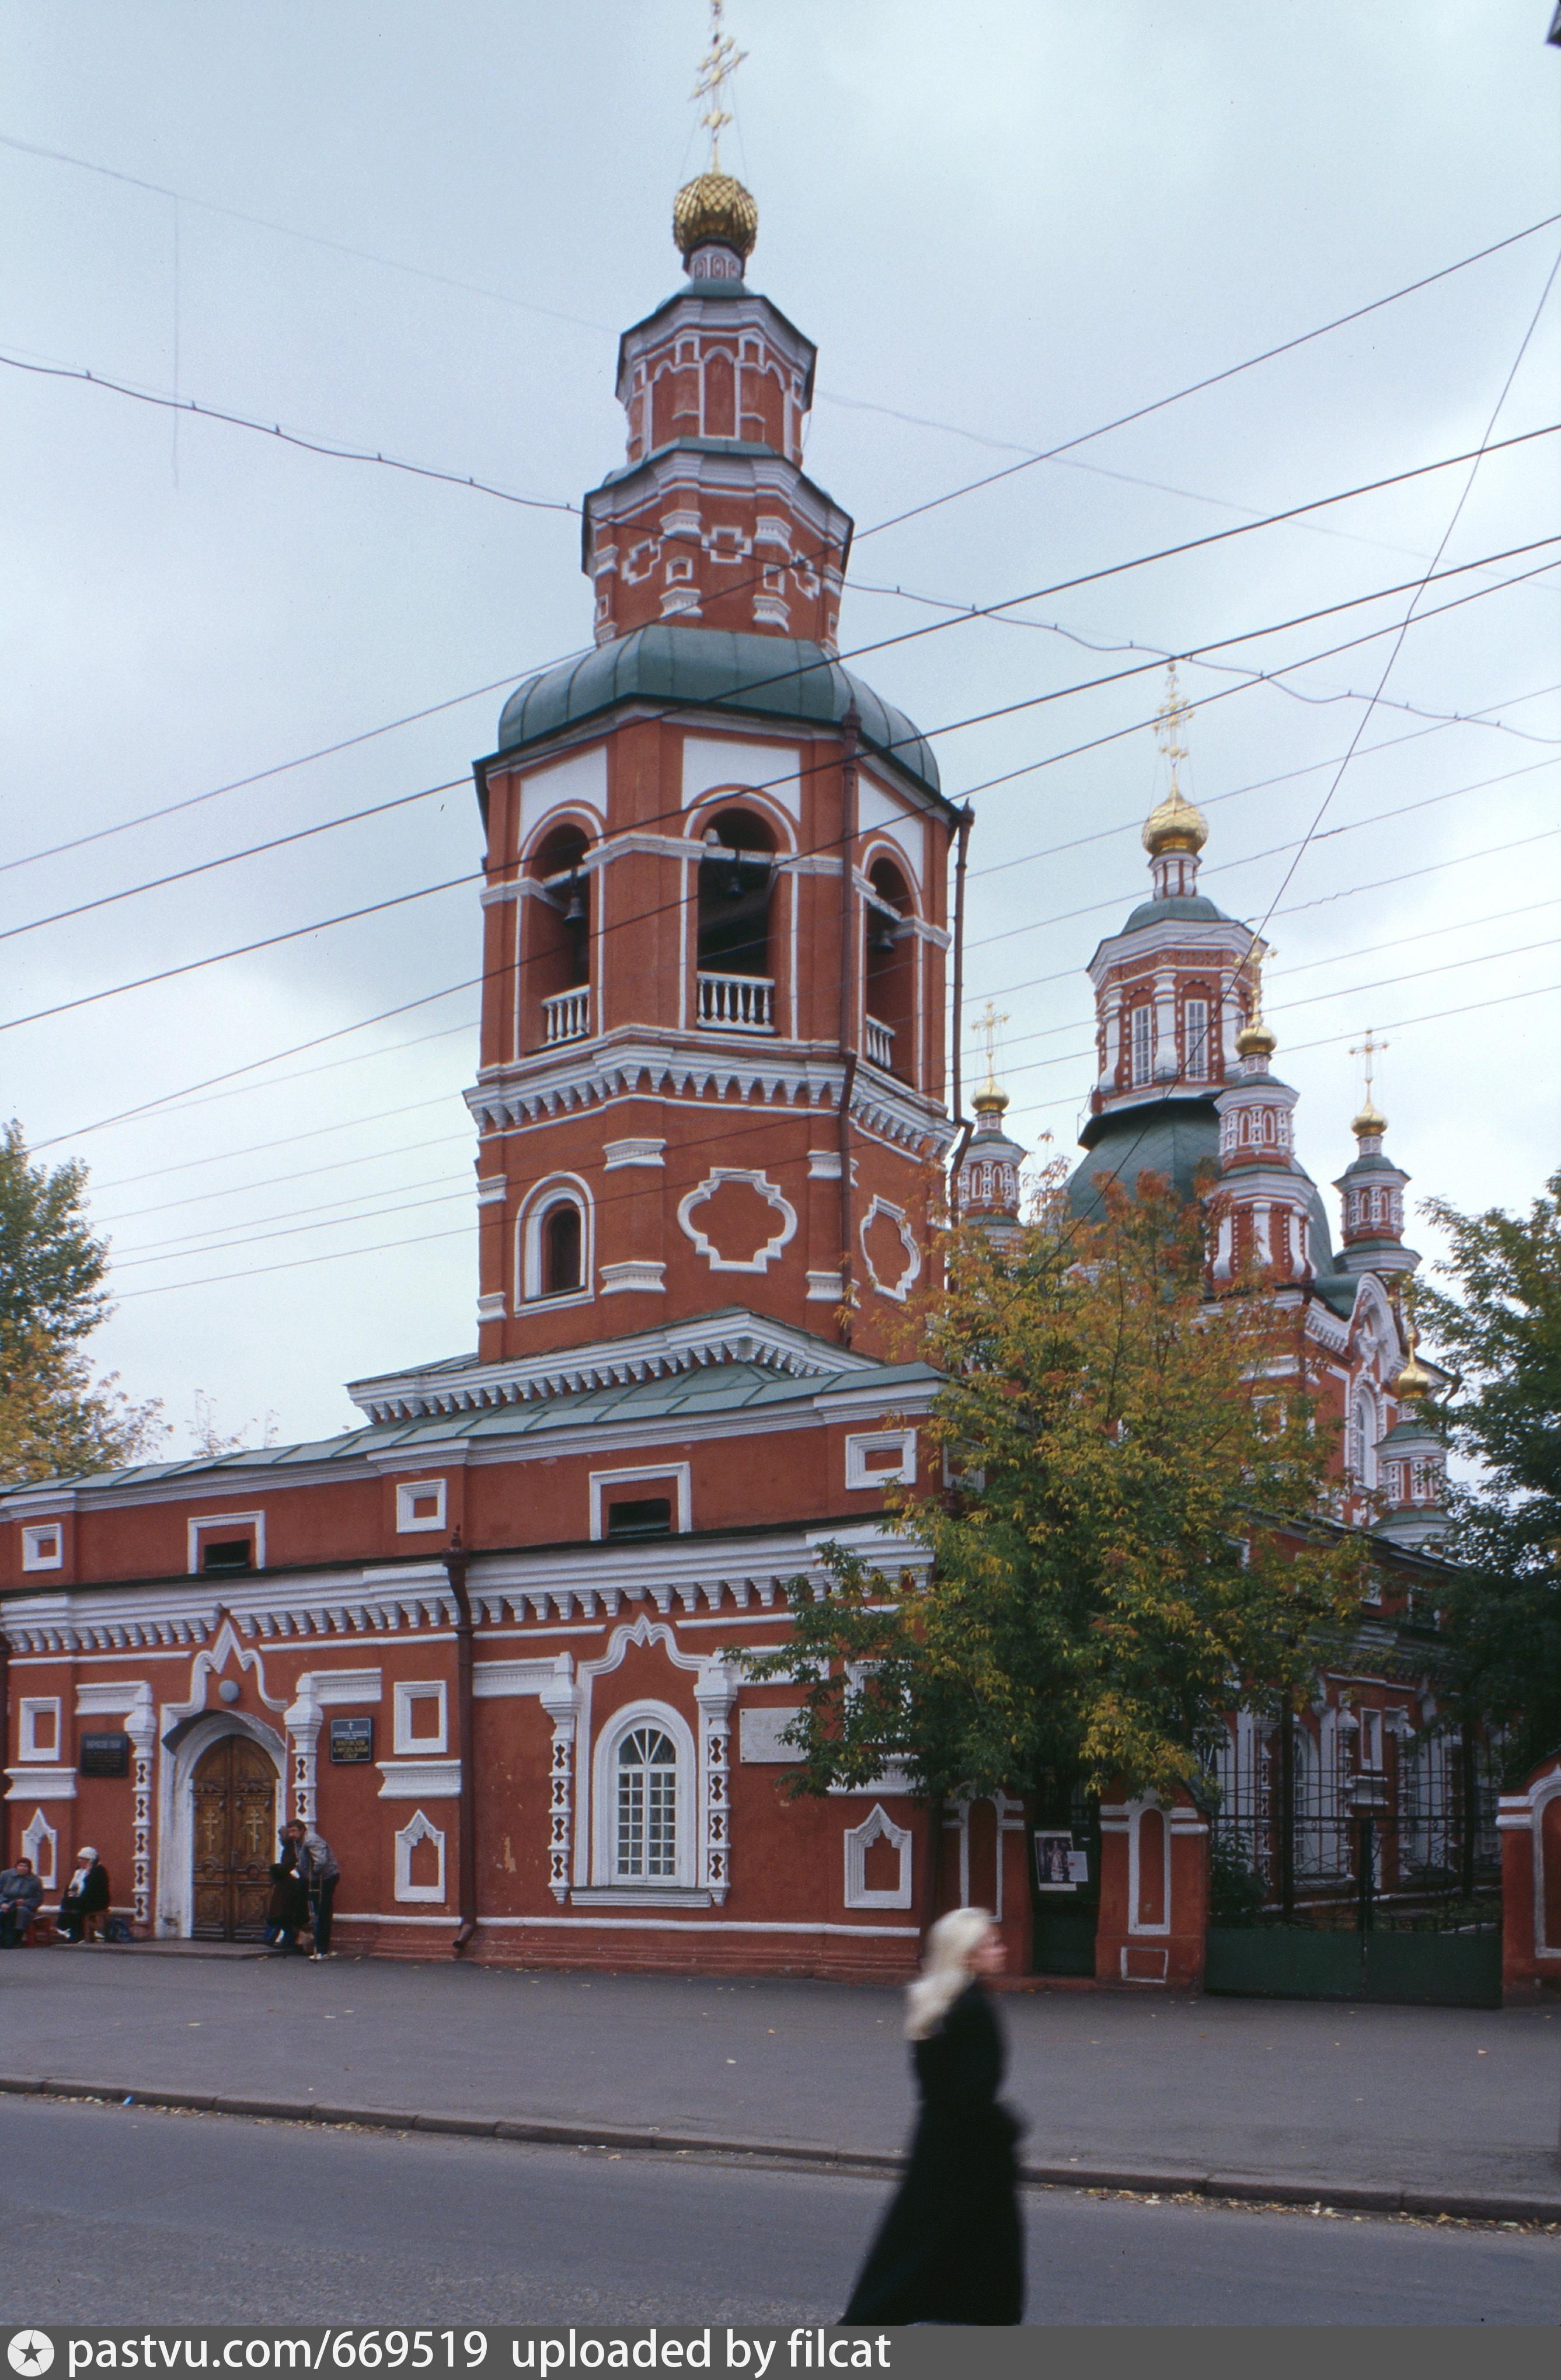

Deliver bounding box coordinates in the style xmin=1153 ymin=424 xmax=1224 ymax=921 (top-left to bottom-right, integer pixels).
xmin=696 ymin=808 xmax=776 ymax=1033
xmin=864 ymin=856 xmax=914 ymax=1079
xmin=1184 ymin=995 xmax=1210 ymax=1083
xmin=519 ymin=1176 xmax=593 ymax=1305
xmin=542 ymin=1201 xmax=582 ymax=1295
xmin=1130 ymin=1006 xmax=1154 ymax=1088
xmin=615 ymin=1727 xmax=679 ymax=1880
xmin=525 ymin=822 xmax=591 ymax=1050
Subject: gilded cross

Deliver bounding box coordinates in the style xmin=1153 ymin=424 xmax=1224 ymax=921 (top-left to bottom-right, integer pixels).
xmin=971 ymin=1001 xmax=1008 ymax=1096
xmin=1155 ymin=660 xmax=1194 ymax=798
xmin=1350 ymin=1029 xmax=1389 ymax=1103
xmin=692 ymin=1 xmax=747 ymax=172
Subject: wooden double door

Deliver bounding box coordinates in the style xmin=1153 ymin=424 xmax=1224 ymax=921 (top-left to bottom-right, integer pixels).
xmin=191 ymin=1736 xmax=277 ymax=1940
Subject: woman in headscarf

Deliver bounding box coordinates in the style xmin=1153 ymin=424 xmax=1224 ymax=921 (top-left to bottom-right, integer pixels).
xmin=842 ymin=1907 xmax=1025 ymax=2326
xmin=57 ymin=1848 xmax=110 ymax=1944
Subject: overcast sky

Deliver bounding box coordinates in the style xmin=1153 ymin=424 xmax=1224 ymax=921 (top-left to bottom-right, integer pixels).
xmin=1 ymin=1 xmax=1556 ymax=1454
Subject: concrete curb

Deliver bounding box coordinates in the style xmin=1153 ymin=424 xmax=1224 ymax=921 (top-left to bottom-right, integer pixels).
xmin=2 ymin=2072 xmax=1558 ymax=2225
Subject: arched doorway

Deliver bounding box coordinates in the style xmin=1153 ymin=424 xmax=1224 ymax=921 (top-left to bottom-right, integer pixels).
xmin=191 ymin=1735 xmax=277 ymax=1940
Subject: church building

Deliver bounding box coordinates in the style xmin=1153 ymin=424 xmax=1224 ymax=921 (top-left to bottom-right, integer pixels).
xmin=2 ymin=135 xmax=1483 ymax=1988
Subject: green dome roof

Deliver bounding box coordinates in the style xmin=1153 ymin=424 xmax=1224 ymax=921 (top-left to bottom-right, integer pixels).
xmin=1067 ymin=1097 xmax=1336 ymax=1270
xmin=1120 ymin=893 xmax=1235 ymax=935
xmin=495 ymin=626 xmax=942 ymax=802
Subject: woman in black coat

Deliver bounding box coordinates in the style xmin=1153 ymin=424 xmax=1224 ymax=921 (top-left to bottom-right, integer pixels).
xmin=842 ymin=1907 xmax=1024 ymax=2326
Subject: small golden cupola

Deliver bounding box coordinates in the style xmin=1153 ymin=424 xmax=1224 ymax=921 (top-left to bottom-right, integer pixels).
xmin=673 ymin=4 xmax=758 ymax=284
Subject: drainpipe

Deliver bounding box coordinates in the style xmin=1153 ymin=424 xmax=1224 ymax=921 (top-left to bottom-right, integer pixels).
xmin=947 ymin=804 xmax=975 ymax=1189
xmin=836 ymin=707 xmax=862 ymax=1347
xmin=442 ymin=1535 xmax=479 ymax=1956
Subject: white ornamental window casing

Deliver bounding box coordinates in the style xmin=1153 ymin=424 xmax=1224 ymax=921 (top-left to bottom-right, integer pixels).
xmin=1184 ymin=998 xmax=1210 ymax=1083
xmin=1130 ymin=1005 xmax=1154 ymax=1088
xmin=615 ymin=1726 xmax=679 ymax=1880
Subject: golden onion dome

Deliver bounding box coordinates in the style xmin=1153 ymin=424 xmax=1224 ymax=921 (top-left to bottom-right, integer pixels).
xmin=1142 ymin=782 xmax=1208 ymax=858
xmin=1352 ymin=1097 xmax=1388 ymax=1139
xmin=1235 ymin=1013 xmax=1276 ymax=1061
xmin=973 ymin=1083 xmax=1009 ymax=1119
xmin=673 ymin=171 xmax=758 ymax=265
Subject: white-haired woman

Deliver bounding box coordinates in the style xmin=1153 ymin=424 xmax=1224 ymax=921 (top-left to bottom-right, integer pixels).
xmin=842 ymin=1907 xmax=1024 ymax=2325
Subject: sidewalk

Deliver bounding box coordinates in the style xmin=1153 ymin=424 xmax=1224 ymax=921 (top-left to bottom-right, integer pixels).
xmin=3 ymin=1948 xmax=1559 ymax=2219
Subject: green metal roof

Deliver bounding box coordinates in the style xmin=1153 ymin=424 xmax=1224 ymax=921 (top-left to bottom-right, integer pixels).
xmin=1119 ymin=893 xmax=1237 ymax=935
xmin=1 ymin=1354 xmax=943 ymax=1498
xmin=1068 ymin=1099 xmax=1337 ymax=1271
xmin=492 ymin=625 xmax=944 ymax=804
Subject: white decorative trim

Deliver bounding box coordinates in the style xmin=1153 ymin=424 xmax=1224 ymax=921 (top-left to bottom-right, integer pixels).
xmin=806 ymin=1149 xmax=842 ymax=1179
xmin=806 ymin=1270 xmax=845 ymax=1301
xmin=572 ymin=1616 xmax=734 ymax=1904
xmin=21 ymin=1808 xmax=57 ymax=1888
xmin=859 ymin=1197 xmax=921 ymax=1303
xmin=187 ymin=1511 xmax=266 ymax=1576
xmin=844 ymin=1803 xmax=913 ymax=1908
xmin=589 ymin=1463 xmax=691 ymax=1542
xmin=377 ymin=1758 xmax=462 ymax=1801
xmin=603 ymin=1138 xmax=666 ymax=1170
xmin=393 ymin=1808 xmax=447 ymax=1903
xmin=567 ymin=1887 xmax=715 ymax=1909
xmin=600 ymin=1260 xmax=668 ymax=1295
xmin=4 ymin=1766 xmax=76 ymax=1803
xmin=845 ymin=1430 xmax=917 ymax=1490
xmin=476 ymin=1292 xmax=507 ymax=1322
xmin=21 ymin=1522 xmax=64 ymax=1571
xmin=308 ymin=1668 xmax=384 ymax=1708
xmin=395 ymin=1480 xmax=448 ymax=1534
xmin=392 ymin=1679 xmax=448 ymax=1757
xmin=677 ymin=1169 xmax=798 ymax=1275
xmin=348 ymin=1307 xmax=879 ymax=1421
xmin=18 ymin=1698 xmax=60 ymax=1763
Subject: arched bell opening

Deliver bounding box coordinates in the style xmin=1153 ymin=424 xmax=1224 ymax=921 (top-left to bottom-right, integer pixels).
xmin=696 ymin=807 xmax=776 ymax=1036
xmin=525 ymin=821 xmax=592 ymax=1051
xmin=864 ymin=856 xmax=915 ymax=1082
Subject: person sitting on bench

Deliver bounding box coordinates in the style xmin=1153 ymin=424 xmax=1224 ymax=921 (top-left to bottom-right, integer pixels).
xmin=58 ymin=1847 xmax=110 ymax=1943
xmin=0 ymin=1858 xmax=43 ymax=1946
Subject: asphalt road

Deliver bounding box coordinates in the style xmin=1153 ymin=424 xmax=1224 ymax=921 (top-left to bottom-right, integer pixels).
xmin=0 ymin=2097 xmax=1557 ymax=2328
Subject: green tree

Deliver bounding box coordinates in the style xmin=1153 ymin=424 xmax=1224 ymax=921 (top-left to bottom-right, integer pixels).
xmin=1417 ymin=1170 xmax=1561 ymax=1782
xmin=740 ymin=1169 xmax=1363 ymax=1813
xmin=0 ymin=1121 xmax=164 ymax=1485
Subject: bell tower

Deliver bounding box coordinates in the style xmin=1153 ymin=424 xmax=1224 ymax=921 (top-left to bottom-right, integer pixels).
xmin=463 ymin=140 xmax=961 ymax=1377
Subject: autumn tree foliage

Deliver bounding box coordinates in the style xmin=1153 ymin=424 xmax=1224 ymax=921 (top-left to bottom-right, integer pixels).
xmin=0 ymin=1120 xmax=164 ymax=1486
xmin=744 ymin=1168 xmax=1363 ymax=1811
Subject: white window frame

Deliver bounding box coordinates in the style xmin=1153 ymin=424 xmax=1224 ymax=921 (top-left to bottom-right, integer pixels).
xmin=21 ymin=1808 xmax=57 ymax=1890
xmin=1131 ymin=1005 xmax=1154 ymax=1088
xmin=845 ymin=1430 xmax=917 ymax=1490
xmin=20 ymin=1522 xmax=64 ymax=1572
xmin=19 ymin=1698 xmax=61 ymax=1762
xmin=392 ymin=1679 xmax=448 ymax=1757
xmin=591 ymin=1699 xmax=697 ymax=1890
xmin=394 ymin=1479 xmax=448 ymax=1535
xmin=588 ymin=1463 xmax=691 ymax=1542
xmin=187 ymin=1511 xmax=266 ymax=1576
xmin=843 ymin=1803 xmax=913 ymax=1909
xmin=1361 ymin=1709 xmax=1385 ymax=1772
xmin=393 ymin=1808 xmax=447 ymax=1904
xmin=517 ymin=1174 xmax=595 ymax=1310
xmin=1184 ymin=998 xmax=1210 ymax=1083
xmin=1127 ymin=1799 xmax=1172 ymax=1937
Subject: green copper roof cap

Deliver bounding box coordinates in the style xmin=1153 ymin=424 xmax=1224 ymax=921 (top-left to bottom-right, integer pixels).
xmin=1120 ymin=893 xmax=1236 ymax=935
xmin=492 ymin=625 xmax=945 ymax=804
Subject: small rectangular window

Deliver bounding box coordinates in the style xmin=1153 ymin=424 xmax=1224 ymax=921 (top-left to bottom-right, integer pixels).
xmin=21 ymin=1524 xmax=64 ymax=1571
xmin=1185 ymin=999 xmax=1209 ymax=1082
xmin=606 ymin=1497 xmax=673 ymax=1541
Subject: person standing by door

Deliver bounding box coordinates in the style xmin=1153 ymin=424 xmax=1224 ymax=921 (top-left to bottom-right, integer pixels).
xmin=283 ymin=1820 xmax=340 ymax=1961
xmin=841 ymin=1907 xmax=1025 ymax=2325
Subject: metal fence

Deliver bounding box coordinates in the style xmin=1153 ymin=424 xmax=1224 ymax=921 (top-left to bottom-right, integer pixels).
xmin=1208 ymin=1710 xmax=1500 ymax=1931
